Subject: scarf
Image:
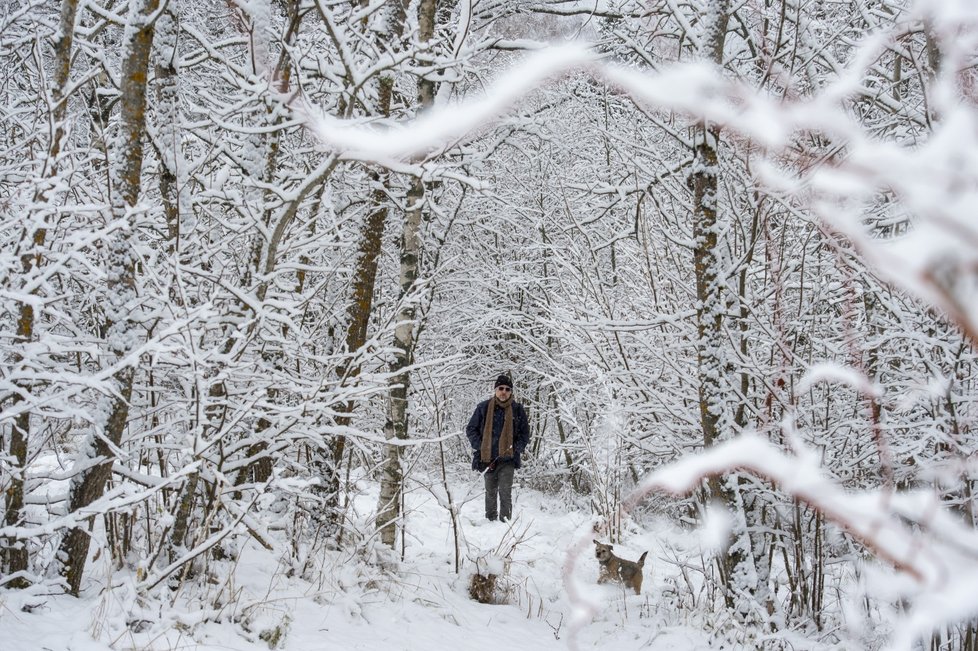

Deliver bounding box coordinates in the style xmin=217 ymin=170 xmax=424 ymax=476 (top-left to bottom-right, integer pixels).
xmin=481 ymin=395 xmax=514 ymax=463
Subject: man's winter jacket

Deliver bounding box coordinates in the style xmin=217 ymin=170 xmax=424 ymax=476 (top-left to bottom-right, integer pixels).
xmin=465 ymin=398 xmax=530 ymax=471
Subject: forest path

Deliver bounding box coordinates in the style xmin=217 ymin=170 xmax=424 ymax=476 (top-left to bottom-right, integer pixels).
xmin=0 ymin=469 xmax=713 ymax=651
xmin=276 ymin=469 xmax=715 ymax=650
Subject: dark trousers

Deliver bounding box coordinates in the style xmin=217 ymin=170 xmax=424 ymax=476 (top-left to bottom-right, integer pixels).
xmin=484 ymin=462 xmax=515 ymax=521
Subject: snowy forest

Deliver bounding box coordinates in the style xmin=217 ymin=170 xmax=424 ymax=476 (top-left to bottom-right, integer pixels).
xmin=2 ymin=0 xmax=978 ymax=649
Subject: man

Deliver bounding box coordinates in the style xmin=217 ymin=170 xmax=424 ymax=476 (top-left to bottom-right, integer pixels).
xmin=466 ymin=374 xmax=530 ymax=522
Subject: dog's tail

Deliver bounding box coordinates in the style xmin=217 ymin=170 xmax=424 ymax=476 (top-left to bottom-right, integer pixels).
xmin=638 ymin=551 xmax=648 ymax=567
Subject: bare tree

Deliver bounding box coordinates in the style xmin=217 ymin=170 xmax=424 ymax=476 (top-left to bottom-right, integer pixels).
xmin=2 ymin=0 xmax=81 ymax=589
xmin=55 ymin=0 xmax=160 ymax=596
xmin=376 ymin=0 xmax=441 ymax=549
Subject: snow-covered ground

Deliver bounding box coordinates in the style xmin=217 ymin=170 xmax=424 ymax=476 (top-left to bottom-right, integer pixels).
xmin=0 ymin=470 xmax=722 ymax=651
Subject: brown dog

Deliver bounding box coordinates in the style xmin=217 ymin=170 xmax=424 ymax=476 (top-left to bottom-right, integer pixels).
xmin=593 ymin=540 xmax=647 ymax=594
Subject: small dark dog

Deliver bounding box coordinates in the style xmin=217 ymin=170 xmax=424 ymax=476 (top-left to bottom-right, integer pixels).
xmin=593 ymin=539 xmax=647 ymax=594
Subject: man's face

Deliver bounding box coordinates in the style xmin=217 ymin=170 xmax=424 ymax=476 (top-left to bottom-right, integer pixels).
xmin=495 ymin=385 xmax=512 ymax=399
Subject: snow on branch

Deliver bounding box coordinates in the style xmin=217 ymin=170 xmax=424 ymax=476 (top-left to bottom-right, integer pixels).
xmin=299 ymin=4 xmax=978 ymax=345
xmin=797 ymin=362 xmax=883 ymax=398
xmin=301 ymin=43 xmax=598 ymax=160
xmin=631 ymin=433 xmax=978 ymax=647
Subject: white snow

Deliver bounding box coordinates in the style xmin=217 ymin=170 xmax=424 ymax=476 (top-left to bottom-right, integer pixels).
xmin=1 ymin=474 xmax=714 ymax=651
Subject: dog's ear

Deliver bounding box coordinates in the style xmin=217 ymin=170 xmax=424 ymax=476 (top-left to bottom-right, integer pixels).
xmin=592 ymin=539 xmax=599 ymax=545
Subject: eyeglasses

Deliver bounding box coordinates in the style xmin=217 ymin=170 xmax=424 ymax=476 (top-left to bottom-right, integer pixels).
xmin=497 ymin=386 xmax=512 ymax=393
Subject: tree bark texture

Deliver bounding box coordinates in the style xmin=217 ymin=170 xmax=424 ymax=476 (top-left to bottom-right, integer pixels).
xmin=56 ymin=0 xmax=159 ymax=596
xmin=690 ymin=0 xmax=760 ymax=616
xmin=2 ymin=0 xmax=80 ymax=588
xmin=375 ymin=0 xmax=439 ymax=548
xmin=151 ymin=6 xmax=183 ymax=250
xmin=320 ymin=3 xmax=407 ymax=535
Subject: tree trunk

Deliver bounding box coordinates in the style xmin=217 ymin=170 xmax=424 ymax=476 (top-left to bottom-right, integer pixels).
xmin=151 ymin=6 xmax=183 ymax=252
xmin=55 ymin=0 xmax=159 ymax=596
xmin=318 ymin=175 xmax=390 ymax=532
xmin=692 ymin=120 xmax=725 ymax=455
xmin=375 ymin=0 xmax=439 ymax=548
xmin=319 ymin=1 xmax=408 ymax=535
xmin=690 ymin=0 xmax=763 ymax=616
xmin=2 ymin=0 xmax=80 ymax=589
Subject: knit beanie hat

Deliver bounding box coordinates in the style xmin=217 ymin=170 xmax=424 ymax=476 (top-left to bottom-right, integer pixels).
xmin=494 ymin=374 xmax=512 ymax=389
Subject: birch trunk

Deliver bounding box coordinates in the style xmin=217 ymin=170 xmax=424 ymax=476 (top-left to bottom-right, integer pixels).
xmin=375 ymin=0 xmax=439 ymax=548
